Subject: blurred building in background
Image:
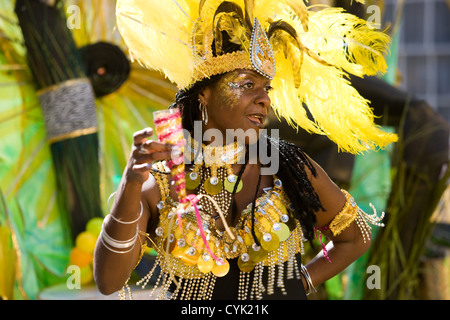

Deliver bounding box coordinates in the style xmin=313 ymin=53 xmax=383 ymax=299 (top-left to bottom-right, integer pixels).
xmin=384 ymin=0 xmax=450 ymax=122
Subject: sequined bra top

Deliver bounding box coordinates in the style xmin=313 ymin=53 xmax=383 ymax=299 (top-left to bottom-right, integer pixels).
xmin=140 ymin=164 xmax=306 ymax=300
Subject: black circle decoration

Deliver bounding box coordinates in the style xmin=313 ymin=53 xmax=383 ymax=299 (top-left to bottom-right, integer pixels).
xmin=79 ymin=42 xmax=131 ymax=98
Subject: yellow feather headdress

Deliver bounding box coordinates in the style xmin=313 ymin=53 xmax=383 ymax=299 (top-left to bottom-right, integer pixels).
xmin=116 ymin=0 xmax=397 ymax=154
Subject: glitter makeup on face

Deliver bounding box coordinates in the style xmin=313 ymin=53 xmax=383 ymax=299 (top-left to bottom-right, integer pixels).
xmin=215 ymin=72 xmax=247 ymax=109
xmin=214 ymin=70 xmax=273 ymax=112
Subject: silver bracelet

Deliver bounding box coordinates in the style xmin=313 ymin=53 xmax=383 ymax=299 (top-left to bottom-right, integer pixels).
xmin=100 ymin=223 xmax=138 ymax=254
xmin=100 ymin=235 xmax=136 ymax=254
xmin=101 ymin=223 xmax=138 ymax=249
xmin=107 ymin=192 xmax=143 ymax=225
xmin=300 ymin=264 xmax=317 ymax=295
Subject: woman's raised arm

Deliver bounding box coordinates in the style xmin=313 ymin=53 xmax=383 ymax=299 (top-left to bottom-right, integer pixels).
xmin=93 ymin=127 xmax=173 ymax=295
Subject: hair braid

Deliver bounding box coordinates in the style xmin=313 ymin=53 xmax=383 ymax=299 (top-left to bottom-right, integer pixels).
xmin=266 ymin=135 xmax=323 ymax=241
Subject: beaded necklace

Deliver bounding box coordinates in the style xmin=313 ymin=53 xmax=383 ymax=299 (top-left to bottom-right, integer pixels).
xmin=185 ymin=138 xmax=246 ymax=221
xmin=185 ymin=137 xmax=245 ymax=194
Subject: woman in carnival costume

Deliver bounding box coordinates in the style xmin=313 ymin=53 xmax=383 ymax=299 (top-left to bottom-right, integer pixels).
xmin=94 ymin=0 xmax=397 ymax=300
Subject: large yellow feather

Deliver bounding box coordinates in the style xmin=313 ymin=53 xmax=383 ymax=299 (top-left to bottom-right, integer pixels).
xmin=307 ymin=7 xmax=390 ymax=76
xmin=116 ymin=0 xmax=196 ymax=89
xmin=268 ymin=4 xmax=396 ymax=153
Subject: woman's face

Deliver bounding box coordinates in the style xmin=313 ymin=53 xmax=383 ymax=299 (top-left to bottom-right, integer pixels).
xmin=199 ymin=69 xmax=272 ymax=145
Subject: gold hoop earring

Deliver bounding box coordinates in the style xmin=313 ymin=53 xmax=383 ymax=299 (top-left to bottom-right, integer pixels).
xmin=199 ymin=100 xmax=208 ymax=125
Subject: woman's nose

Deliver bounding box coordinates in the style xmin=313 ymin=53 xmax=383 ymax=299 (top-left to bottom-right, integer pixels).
xmin=254 ymin=88 xmax=271 ymax=110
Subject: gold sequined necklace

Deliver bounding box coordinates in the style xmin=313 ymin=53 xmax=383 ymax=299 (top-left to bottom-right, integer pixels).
xmin=185 ymin=138 xmax=246 ymax=218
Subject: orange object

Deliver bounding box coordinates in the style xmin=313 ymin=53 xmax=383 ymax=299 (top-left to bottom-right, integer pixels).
xmin=69 ymin=247 xmax=93 ymax=268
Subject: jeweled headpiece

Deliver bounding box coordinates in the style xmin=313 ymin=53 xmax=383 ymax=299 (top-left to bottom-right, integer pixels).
xmin=116 ymin=0 xmax=398 ymax=154
xmin=192 ymin=14 xmax=276 ymax=85
xmin=250 ymin=18 xmax=276 ymax=79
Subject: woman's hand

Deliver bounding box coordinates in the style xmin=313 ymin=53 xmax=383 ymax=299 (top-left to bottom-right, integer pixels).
xmin=125 ymin=127 xmax=174 ymax=184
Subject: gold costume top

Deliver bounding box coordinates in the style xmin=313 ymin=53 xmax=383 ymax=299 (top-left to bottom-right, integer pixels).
xmin=132 ymin=161 xmax=384 ymax=300
xmin=141 ymin=161 xmax=306 ymax=300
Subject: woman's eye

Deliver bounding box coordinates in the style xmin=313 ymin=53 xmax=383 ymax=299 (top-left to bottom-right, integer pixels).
xmin=265 ymin=85 xmax=273 ymax=93
xmin=228 ymin=81 xmax=270 ymax=91
xmin=227 ymin=81 xmax=254 ymax=90
xmin=242 ymin=82 xmax=254 ymax=89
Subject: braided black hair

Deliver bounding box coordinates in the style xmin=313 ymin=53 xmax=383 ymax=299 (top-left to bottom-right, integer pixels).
xmin=265 ymin=135 xmax=323 ymax=241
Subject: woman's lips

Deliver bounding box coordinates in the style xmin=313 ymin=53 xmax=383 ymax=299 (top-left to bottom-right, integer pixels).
xmin=246 ymin=113 xmax=265 ymax=128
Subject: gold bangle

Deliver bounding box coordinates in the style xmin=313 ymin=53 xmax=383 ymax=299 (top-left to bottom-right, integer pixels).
xmin=328 ymin=190 xmax=358 ymax=237
xmin=328 ymin=190 xmax=385 ymax=243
